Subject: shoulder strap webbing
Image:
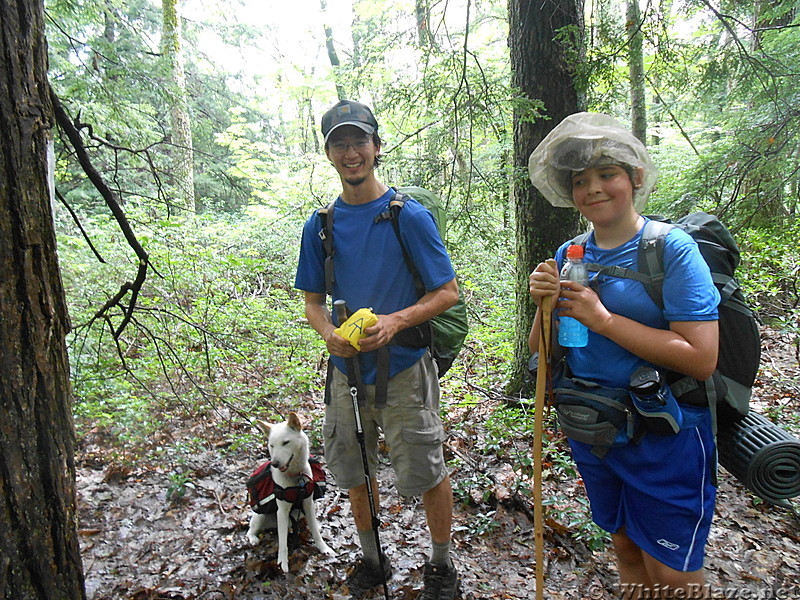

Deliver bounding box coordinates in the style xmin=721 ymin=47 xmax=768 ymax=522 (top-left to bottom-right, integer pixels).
xmin=570 ymin=229 xmax=656 ymax=289
xmin=376 ymin=191 xmax=414 ymax=407
xmin=318 ymin=200 xmax=337 ymax=295
xmin=384 ymin=191 xmax=426 ymax=298
xmin=636 ymin=219 xmax=675 ymax=309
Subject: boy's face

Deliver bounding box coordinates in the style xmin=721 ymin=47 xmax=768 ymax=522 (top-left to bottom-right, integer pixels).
xmin=570 ymin=164 xmax=643 ymax=226
xmin=325 ymin=126 xmax=380 ymax=187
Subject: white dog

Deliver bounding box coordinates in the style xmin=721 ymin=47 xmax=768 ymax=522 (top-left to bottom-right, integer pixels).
xmin=246 ymin=412 xmax=334 ymax=572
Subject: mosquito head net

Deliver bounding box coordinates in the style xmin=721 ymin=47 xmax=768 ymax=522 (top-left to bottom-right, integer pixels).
xmin=528 ymin=112 xmax=657 ymax=211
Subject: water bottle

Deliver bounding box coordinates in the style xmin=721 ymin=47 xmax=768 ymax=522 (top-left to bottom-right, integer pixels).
xmin=628 ymin=365 xmax=683 ymax=435
xmin=558 ymin=244 xmax=589 ymax=348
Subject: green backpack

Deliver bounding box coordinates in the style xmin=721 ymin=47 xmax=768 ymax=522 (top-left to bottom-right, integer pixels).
xmin=317 ymin=186 xmax=468 ymax=377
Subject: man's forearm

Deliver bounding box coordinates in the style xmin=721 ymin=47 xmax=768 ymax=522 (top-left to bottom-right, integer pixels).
xmin=388 ymin=278 xmax=459 ymax=331
xmin=305 ymin=295 xmax=335 ymax=340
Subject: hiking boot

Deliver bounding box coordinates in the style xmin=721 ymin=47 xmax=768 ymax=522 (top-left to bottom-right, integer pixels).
xmin=419 ymin=561 xmax=460 ymax=600
xmin=345 ymin=556 xmax=393 ymax=598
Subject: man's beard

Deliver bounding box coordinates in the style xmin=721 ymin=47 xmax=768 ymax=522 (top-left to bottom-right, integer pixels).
xmin=344 ymin=176 xmax=367 ymax=186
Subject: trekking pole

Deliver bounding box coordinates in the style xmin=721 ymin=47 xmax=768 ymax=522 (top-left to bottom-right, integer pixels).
xmin=533 ymin=259 xmax=557 ymax=600
xmin=334 ymin=300 xmax=390 ymax=600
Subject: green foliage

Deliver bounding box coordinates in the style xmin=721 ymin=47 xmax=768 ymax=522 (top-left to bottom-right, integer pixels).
xmin=451 ymin=402 xmax=603 ymax=546
xmin=459 ymin=510 xmax=501 ymax=538
xmin=736 ymin=222 xmax=800 ymax=360
xmin=59 ymin=206 xmax=324 ymax=453
xmin=737 ymin=224 xmax=800 ymax=315
xmin=450 ymin=458 xmax=495 ymax=507
xmin=645 ymin=142 xmax=702 ymax=216
xmin=166 ymin=470 xmax=195 ymax=503
xmin=46 ymin=0 xmax=265 ymax=215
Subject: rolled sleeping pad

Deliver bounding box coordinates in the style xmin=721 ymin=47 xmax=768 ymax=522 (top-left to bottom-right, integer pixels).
xmin=717 ymin=410 xmax=800 ymax=506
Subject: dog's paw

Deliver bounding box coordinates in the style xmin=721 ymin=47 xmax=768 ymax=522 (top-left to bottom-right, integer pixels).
xmin=278 ymin=548 xmax=290 ymax=573
xmin=246 ymin=533 xmax=260 ymax=546
xmin=317 ymin=542 xmax=335 ymax=557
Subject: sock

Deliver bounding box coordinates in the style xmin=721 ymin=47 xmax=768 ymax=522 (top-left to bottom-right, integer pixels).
xmin=358 ymin=529 xmax=381 ymax=565
xmin=430 ymin=539 xmax=453 ymax=567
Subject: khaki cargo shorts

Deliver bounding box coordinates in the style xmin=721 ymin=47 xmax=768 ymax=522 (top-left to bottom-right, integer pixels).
xmin=323 ymin=352 xmax=448 ymax=497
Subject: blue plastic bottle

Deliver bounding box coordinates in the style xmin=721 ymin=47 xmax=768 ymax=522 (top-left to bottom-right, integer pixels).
xmin=628 ymin=365 xmax=683 ymax=435
xmin=558 ymin=244 xmax=589 ymax=348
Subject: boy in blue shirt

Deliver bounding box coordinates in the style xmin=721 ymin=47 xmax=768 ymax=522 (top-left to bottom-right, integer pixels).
xmin=528 ymin=112 xmax=720 ymax=598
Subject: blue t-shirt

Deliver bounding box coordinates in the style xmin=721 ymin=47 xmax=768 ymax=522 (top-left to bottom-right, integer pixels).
xmin=295 ymin=188 xmax=456 ymax=383
xmin=555 ymin=219 xmax=720 ymax=391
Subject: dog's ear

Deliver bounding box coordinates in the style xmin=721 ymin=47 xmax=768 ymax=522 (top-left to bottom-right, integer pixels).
xmin=255 ymin=420 xmax=272 ymax=437
xmin=287 ymin=412 xmax=303 ymax=431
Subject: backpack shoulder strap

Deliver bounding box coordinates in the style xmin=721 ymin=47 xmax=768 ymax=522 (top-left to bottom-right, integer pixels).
xmin=381 ymin=189 xmax=426 ymax=298
xmin=317 ymin=200 xmax=337 ymax=296
xmin=637 ymin=218 xmax=676 ymax=309
xmin=571 ymin=231 xmax=591 ymax=246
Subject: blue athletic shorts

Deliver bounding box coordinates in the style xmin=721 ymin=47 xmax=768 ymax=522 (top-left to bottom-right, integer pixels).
xmin=569 ymin=405 xmax=717 ymax=572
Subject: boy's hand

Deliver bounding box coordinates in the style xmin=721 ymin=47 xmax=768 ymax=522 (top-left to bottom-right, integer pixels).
xmin=529 ymin=261 xmax=560 ymax=307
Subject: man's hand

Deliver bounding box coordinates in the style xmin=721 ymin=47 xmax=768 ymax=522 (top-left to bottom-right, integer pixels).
xmin=324 ymin=326 xmax=359 ymax=358
xmin=357 ymin=314 xmax=403 ymax=353
xmin=304 ymin=292 xmax=359 ymax=358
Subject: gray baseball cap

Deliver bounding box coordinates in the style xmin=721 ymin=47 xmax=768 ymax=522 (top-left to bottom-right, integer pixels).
xmin=321 ymin=100 xmax=379 ymax=144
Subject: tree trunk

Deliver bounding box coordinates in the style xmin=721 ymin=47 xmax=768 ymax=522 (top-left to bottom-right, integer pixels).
xmin=507 ymin=0 xmax=583 ymax=396
xmin=627 ymin=0 xmax=647 ymax=144
xmin=161 ymin=0 xmax=196 ymax=213
xmin=415 ymin=0 xmax=433 ymax=47
xmin=320 ymin=0 xmax=348 ymax=100
xmin=0 ymin=0 xmax=86 ymax=598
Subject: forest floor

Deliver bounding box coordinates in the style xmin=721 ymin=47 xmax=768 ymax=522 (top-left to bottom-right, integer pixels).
xmin=76 ymin=327 xmax=800 ymax=600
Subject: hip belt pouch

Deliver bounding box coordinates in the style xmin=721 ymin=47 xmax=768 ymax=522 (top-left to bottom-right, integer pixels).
xmin=553 ymin=377 xmax=637 ymax=450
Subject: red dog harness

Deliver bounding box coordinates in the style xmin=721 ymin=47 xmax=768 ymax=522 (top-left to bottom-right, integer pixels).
xmin=247 ymin=456 xmax=326 ymax=515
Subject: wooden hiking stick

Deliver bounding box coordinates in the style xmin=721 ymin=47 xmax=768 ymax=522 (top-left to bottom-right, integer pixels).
xmin=533 ymin=258 xmax=556 ymax=600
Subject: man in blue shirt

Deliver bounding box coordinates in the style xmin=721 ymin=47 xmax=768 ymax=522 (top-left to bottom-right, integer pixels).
xmin=295 ymin=100 xmax=460 ymax=599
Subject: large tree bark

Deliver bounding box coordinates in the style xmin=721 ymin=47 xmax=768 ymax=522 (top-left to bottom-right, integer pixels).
xmin=161 ymin=0 xmax=196 ymax=213
xmin=507 ymin=0 xmax=583 ymax=395
xmin=0 ymin=0 xmax=86 ymax=597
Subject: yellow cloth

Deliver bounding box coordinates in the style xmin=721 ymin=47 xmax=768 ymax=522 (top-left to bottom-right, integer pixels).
xmin=333 ymin=308 xmax=378 ymax=350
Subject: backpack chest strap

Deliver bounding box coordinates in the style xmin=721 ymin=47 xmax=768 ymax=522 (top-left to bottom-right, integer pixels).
xmin=583 ymin=263 xmax=654 ymax=286
xmin=274 ymin=474 xmax=315 ymax=504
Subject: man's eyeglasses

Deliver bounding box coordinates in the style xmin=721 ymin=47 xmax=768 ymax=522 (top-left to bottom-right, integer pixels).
xmin=330 ymin=139 xmax=371 ymax=153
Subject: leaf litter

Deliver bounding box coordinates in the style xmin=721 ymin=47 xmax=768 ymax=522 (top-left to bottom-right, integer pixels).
xmin=77 ymin=329 xmax=800 ymax=599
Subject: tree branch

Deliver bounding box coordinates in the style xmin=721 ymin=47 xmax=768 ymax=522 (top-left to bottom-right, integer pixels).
xmin=50 ymin=86 xmax=150 ymax=339
xmin=54 ymin=187 xmax=106 ymax=263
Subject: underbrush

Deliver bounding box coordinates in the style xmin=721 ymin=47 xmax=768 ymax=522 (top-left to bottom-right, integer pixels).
xmin=446 ymin=398 xmax=609 ymax=551
xmin=60 ymin=208 xmax=326 ymax=459
xmin=66 ymin=205 xmax=800 ymax=553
